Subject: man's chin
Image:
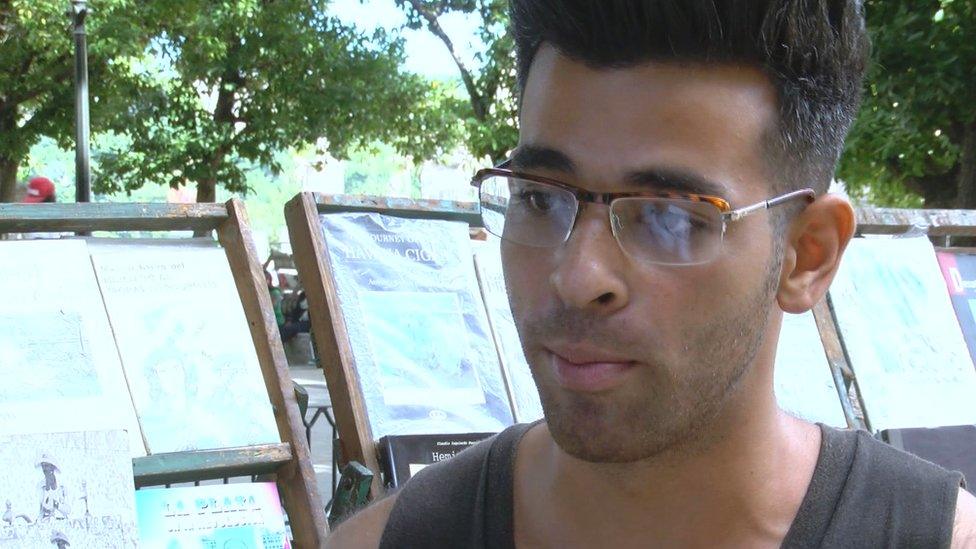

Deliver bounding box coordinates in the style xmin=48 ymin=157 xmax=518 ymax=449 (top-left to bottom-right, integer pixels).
xmin=541 ymin=396 xmax=687 ymax=464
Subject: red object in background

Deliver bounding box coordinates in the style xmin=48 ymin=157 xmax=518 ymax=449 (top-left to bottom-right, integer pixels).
xmin=22 ymin=177 xmax=55 ymax=203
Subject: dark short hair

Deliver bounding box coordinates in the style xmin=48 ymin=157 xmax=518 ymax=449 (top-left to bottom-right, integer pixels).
xmin=510 ymin=0 xmax=870 ymax=197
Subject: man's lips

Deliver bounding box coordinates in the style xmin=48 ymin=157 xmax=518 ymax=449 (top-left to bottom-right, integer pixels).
xmin=547 ymin=346 xmax=636 ymax=393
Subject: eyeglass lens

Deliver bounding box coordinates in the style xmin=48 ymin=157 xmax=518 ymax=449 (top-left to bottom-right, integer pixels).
xmin=479 ymin=175 xmax=725 ymax=265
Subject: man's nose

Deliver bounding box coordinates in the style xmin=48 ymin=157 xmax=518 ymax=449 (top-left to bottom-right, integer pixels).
xmin=549 ymin=204 xmax=630 ymax=315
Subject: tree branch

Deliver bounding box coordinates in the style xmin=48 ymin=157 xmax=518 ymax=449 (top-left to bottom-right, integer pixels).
xmin=403 ymin=0 xmax=487 ymax=120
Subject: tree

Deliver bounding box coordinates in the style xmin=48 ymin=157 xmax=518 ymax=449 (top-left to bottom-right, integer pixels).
xmin=839 ymin=0 xmax=976 ymax=208
xmin=0 ymin=0 xmax=146 ymax=202
xmin=96 ymin=0 xmax=462 ymax=202
xmin=393 ymin=0 xmax=518 ymax=164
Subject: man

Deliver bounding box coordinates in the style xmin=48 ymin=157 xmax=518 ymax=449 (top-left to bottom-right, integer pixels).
xmin=22 ymin=176 xmax=57 ymax=203
xmin=330 ymin=1 xmax=976 ymax=547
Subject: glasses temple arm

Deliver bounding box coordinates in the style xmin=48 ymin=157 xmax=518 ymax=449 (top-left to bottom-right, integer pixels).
xmin=725 ymin=189 xmax=816 ymax=222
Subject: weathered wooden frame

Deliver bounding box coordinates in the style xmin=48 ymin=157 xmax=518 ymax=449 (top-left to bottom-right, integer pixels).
xmin=0 ymin=200 xmax=327 ymax=546
xmin=284 ymin=193 xmax=484 ymax=498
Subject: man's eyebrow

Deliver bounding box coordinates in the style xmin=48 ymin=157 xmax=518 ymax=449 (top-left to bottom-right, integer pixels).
xmin=626 ymin=168 xmax=729 ymax=198
xmin=509 ymin=145 xmax=576 ymax=173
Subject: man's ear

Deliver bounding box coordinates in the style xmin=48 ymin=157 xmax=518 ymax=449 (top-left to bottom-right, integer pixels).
xmin=777 ymin=194 xmax=856 ymax=313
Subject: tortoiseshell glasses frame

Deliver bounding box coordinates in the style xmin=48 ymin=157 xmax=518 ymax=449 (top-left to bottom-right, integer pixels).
xmin=470 ymin=165 xmax=816 ymax=266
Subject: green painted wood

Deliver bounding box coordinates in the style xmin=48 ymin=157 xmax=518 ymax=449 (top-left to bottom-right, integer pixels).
xmin=855 ymin=206 xmax=976 ymax=236
xmin=0 ymin=203 xmax=228 ymax=233
xmin=314 ymin=193 xmax=483 ymax=227
xmin=132 ymin=443 xmax=293 ymax=487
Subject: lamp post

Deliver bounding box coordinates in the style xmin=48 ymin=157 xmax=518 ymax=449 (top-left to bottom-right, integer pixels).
xmin=70 ymin=0 xmax=91 ymax=203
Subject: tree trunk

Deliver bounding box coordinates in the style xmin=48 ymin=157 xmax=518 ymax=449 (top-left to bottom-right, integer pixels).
xmin=0 ymin=154 xmax=18 ymax=203
xmin=196 ymin=177 xmax=216 ymax=203
xmin=954 ymin=120 xmax=976 ymax=210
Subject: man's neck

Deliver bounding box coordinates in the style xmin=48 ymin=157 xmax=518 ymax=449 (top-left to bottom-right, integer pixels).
xmin=513 ymin=380 xmax=822 ymax=548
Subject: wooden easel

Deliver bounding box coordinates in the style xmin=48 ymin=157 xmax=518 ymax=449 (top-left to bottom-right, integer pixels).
xmin=0 ymin=200 xmax=328 ymax=546
xmin=284 ymin=193 xmax=485 ymax=498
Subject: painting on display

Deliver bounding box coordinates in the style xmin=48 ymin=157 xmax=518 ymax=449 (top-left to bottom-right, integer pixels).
xmin=829 ymin=236 xmax=976 ymax=431
xmin=0 ymin=430 xmax=138 ymax=548
xmin=135 ymin=482 xmax=289 ymax=548
xmin=935 ymin=251 xmax=976 ymax=368
xmin=0 ymin=240 xmax=145 ymax=456
xmin=472 ymin=239 xmax=544 ymax=423
xmin=321 ymin=213 xmax=514 ymax=438
xmin=774 ymin=310 xmax=847 ymax=428
xmin=89 ymin=240 xmax=280 ymax=453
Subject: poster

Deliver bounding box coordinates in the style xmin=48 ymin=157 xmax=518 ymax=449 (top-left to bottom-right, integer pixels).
xmin=936 ymin=251 xmax=976 ymax=368
xmin=829 ymin=236 xmax=976 ymax=430
xmin=0 ymin=240 xmax=145 ymax=456
xmin=0 ymin=430 xmax=138 ymax=548
xmin=472 ymin=240 xmax=544 ymax=423
xmin=321 ymin=213 xmax=514 ymax=438
xmin=89 ymin=240 xmax=280 ymax=453
xmin=135 ymin=483 xmax=289 ymax=548
xmin=773 ymin=311 xmax=847 ymax=427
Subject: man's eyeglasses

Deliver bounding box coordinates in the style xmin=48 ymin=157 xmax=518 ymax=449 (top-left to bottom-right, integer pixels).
xmin=470 ymin=165 xmax=815 ymax=266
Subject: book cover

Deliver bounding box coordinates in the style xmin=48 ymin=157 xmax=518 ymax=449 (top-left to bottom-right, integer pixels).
xmin=472 ymin=239 xmax=544 ymax=423
xmin=773 ymin=311 xmax=847 ymax=427
xmin=936 ymin=251 xmax=976 ymax=368
xmin=0 ymin=430 xmax=138 ymax=548
xmin=0 ymin=240 xmax=145 ymax=456
xmin=135 ymin=482 xmax=290 ymax=549
xmin=321 ymin=213 xmax=514 ymax=439
xmin=829 ymin=236 xmax=976 ymax=430
xmin=89 ymin=240 xmax=280 ymax=453
xmin=378 ymin=433 xmax=494 ymax=488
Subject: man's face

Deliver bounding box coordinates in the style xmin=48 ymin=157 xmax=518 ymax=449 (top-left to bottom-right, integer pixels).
xmin=504 ymin=46 xmax=784 ymax=462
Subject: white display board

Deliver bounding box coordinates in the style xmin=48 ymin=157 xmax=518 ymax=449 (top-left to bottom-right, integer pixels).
xmin=0 ymin=240 xmax=145 ymax=456
xmin=321 ymin=213 xmax=514 ymax=438
xmin=0 ymin=430 xmax=138 ymax=548
xmin=774 ymin=311 xmax=847 ymax=427
xmin=89 ymin=240 xmax=280 ymax=453
xmin=830 ymin=236 xmax=976 ymax=430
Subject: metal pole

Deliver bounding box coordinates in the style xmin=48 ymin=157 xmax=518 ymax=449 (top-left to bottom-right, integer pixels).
xmin=71 ymin=0 xmax=91 ymax=203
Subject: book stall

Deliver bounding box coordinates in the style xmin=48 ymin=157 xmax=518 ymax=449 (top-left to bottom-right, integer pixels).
xmin=284 ymin=193 xmax=976 ymax=515
xmin=0 ymin=201 xmax=327 ymax=547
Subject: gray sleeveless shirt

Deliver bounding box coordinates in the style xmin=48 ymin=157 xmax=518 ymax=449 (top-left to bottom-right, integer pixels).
xmin=380 ymin=423 xmax=965 ymax=548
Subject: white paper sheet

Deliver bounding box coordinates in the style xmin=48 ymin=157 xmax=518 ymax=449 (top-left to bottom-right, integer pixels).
xmin=830 ymin=236 xmax=976 ymax=430
xmin=89 ymin=240 xmax=280 ymax=453
xmin=0 ymin=430 xmax=138 ymax=548
xmin=0 ymin=240 xmax=145 ymax=456
xmin=321 ymin=213 xmax=514 ymax=438
xmin=774 ymin=311 xmax=847 ymax=427
xmin=472 ymin=240 xmax=544 ymax=423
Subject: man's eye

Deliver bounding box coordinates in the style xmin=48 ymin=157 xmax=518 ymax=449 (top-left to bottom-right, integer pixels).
xmin=516 ymin=189 xmax=555 ymax=213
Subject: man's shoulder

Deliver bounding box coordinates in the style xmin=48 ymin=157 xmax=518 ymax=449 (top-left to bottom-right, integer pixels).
xmin=326 ymin=424 xmax=528 ymax=548
xmin=326 ymin=494 xmax=399 ymax=549
xmin=845 ymin=427 xmax=964 ymax=488
xmin=815 ymin=426 xmax=965 ymax=546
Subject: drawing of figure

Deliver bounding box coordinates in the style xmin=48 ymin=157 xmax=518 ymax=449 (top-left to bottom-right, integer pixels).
xmin=37 ymin=454 xmax=69 ymax=521
xmin=50 ymin=529 xmax=70 ymax=548
xmin=3 ymin=499 xmax=33 ymax=526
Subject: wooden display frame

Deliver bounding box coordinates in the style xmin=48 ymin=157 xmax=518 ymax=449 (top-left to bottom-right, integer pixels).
xmin=0 ymin=199 xmax=328 ymax=546
xmin=284 ymin=193 xmax=485 ymax=498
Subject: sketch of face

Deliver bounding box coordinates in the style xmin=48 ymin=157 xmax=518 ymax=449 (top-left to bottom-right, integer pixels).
xmin=154 ymin=358 xmax=187 ymax=402
xmin=41 ymin=463 xmax=58 ymax=489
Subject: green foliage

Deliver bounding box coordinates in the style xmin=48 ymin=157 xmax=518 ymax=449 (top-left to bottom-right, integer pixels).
xmin=392 ymin=0 xmax=518 ymax=163
xmin=839 ymin=0 xmax=976 ymax=207
xmin=343 ymin=141 xmax=421 ymax=197
xmin=0 ymin=0 xmax=148 ymax=199
xmin=94 ymin=0 xmax=463 ymax=199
